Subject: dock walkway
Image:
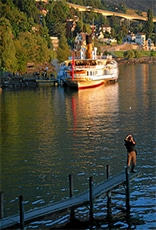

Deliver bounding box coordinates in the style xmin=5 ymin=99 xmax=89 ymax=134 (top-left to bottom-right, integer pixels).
xmin=0 ymin=170 xmax=139 ymax=229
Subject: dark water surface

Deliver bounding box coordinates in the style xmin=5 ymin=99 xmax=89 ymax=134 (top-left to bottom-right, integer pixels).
xmin=0 ymin=64 xmax=156 ymax=229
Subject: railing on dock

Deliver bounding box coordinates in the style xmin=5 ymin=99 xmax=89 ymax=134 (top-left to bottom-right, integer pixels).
xmin=0 ymin=165 xmax=140 ymax=229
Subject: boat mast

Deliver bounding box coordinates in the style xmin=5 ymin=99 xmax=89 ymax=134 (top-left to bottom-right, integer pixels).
xmin=71 ymin=54 xmax=75 ymax=80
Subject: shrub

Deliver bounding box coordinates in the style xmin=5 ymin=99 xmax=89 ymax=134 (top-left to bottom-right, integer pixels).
xmin=124 ymin=50 xmax=135 ymax=59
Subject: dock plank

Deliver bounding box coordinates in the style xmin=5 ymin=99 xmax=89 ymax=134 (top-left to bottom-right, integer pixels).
xmin=0 ymin=171 xmax=139 ymax=229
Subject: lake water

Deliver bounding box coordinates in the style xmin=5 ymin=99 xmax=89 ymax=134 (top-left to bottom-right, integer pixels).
xmin=0 ymin=63 xmax=156 ymax=229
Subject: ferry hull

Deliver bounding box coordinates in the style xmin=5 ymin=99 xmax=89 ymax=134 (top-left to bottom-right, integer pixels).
xmin=66 ymin=73 xmax=118 ymax=89
xmin=66 ymin=76 xmax=118 ymax=89
xmin=66 ymin=79 xmax=105 ymax=89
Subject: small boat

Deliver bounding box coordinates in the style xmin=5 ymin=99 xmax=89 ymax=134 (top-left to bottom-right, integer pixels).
xmin=57 ymin=34 xmax=119 ymax=90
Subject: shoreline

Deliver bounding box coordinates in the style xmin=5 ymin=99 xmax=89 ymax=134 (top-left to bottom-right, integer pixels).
xmin=116 ymin=56 xmax=156 ymax=65
xmin=0 ymin=57 xmax=155 ymax=90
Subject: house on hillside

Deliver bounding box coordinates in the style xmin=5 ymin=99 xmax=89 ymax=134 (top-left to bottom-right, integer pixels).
xmin=144 ymin=38 xmax=156 ymax=51
xmin=135 ymin=33 xmax=146 ymax=46
xmin=35 ymin=0 xmax=48 ymax=2
xmin=74 ymin=33 xmax=86 ymax=50
xmin=102 ymin=26 xmax=111 ymax=34
xmin=50 ymin=37 xmax=59 ymax=50
xmin=123 ymin=33 xmax=135 ymax=43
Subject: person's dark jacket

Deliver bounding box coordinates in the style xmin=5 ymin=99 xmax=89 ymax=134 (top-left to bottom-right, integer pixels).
xmin=124 ymin=140 xmax=136 ymax=152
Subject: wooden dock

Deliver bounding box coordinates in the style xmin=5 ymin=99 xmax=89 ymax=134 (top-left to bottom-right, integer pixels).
xmin=35 ymin=78 xmax=59 ymax=86
xmin=0 ymin=168 xmax=140 ymax=229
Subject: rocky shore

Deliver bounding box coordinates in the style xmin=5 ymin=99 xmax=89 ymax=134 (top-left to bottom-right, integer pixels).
xmin=0 ymin=75 xmax=38 ymax=89
xmin=116 ymin=56 xmax=156 ymax=65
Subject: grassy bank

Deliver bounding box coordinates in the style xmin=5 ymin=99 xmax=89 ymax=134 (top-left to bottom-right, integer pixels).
xmin=110 ymin=50 xmax=156 ymax=58
xmin=108 ymin=50 xmax=156 ymax=64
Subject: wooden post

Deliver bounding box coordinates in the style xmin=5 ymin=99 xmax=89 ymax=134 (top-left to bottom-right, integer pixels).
xmin=125 ymin=167 xmax=130 ymax=218
xmin=69 ymin=174 xmax=73 ymax=198
xmin=106 ymin=165 xmax=112 ymax=222
xmin=89 ymin=176 xmax=93 ymax=226
xmin=0 ymin=192 xmax=4 ymax=219
xmin=19 ymin=195 xmax=24 ymax=230
xmin=69 ymin=174 xmax=75 ymax=220
xmin=106 ymin=164 xmax=110 ymax=179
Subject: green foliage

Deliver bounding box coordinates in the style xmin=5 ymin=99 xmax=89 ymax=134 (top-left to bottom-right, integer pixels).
xmin=150 ymin=50 xmax=156 ymax=57
xmin=119 ymin=3 xmax=127 ymax=13
xmin=0 ymin=0 xmax=155 ymax=73
xmin=140 ymin=50 xmax=156 ymax=57
xmin=0 ymin=2 xmax=31 ymax=37
xmin=0 ymin=17 xmax=17 ymax=72
xmin=14 ymin=39 xmax=27 ymax=73
xmin=124 ymin=50 xmax=135 ymax=59
xmin=17 ymin=32 xmax=51 ymax=64
xmin=57 ymin=34 xmax=70 ymax=63
xmin=144 ymin=9 xmax=154 ymax=39
xmin=73 ymin=20 xmax=84 ymax=35
xmin=133 ymin=49 xmax=141 ymax=58
xmin=111 ymin=51 xmax=124 ymax=58
xmin=13 ymin=0 xmax=40 ymax=23
xmin=103 ymin=50 xmax=108 ymax=56
xmin=46 ymin=1 xmax=69 ymax=38
xmin=112 ymin=50 xmax=156 ymax=58
xmin=0 ymin=0 xmax=54 ymax=73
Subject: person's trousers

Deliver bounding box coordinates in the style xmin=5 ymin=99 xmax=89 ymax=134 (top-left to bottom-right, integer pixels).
xmin=127 ymin=151 xmax=136 ymax=168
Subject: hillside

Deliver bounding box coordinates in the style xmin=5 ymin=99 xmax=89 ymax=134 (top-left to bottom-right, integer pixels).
xmin=105 ymin=0 xmax=155 ymax=15
xmin=68 ymin=0 xmax=155 ymax=16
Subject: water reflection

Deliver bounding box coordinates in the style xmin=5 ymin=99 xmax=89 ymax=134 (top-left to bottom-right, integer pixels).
xmin=65 ymin=83 xmax=119 ymax=134
xmin=0 ymin=64 xmax=156 ymax=229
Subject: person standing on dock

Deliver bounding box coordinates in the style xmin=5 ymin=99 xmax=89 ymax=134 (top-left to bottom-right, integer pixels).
xmin=124 ymin=134 xmax=137 ymax=173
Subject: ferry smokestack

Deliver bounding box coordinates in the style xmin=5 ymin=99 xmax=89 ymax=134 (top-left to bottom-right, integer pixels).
xmin=86 ymin=34 xmax=92 ymax=59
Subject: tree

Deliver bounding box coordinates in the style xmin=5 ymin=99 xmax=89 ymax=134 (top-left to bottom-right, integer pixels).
xmin=57 ymin=34 xmax=70 ymax=63
xmin=119 ymin=3 xmax=127 ymax=13
xmin=45 ymin=1 xmax=69 ymax=38
xmin=110 ymin=16 xmax=120 ymax=39
xmin=124 ymin=50 xmax=135 ymax=60
xmin=133 ymin=49 xmax=141 ymax=58
xmin=13 ymin=0 xmax=39 ymax=23
xmin=0 ymin=1 xmax=31 ymax=37
xmin=35 ymin=35 xmax=51 ymax=63
xmin=14 ymin=39 xmax=27 ymax=73
xmin=17 ymin=32 xmax=51 ymax=65
xmin=145 ymin=9 xmax=154 ymax=39
xmin=73 ymin=20 xmax=84 ymax=35
xmin=0 ymin=17 xmax=17 ymax=72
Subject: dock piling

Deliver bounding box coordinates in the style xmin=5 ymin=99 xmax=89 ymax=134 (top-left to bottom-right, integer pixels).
xmin=89 ymin=176 xmax=94 ymax=226
xmin=0 ymin=169 xmax=140 ymax=230
xmin=106 ymin=164 xmax=110 ymax=179
xmin=69 ymin=174 xmax=73 ymax=198
xmin=19 ymin=195 xmax=24 ymax=230
xmin=69 ymin=174 xmax=75 ymax=220
xmin=106 ymin=165 xmax=112 ymax=221
xmin=125 ymin=167 xmax=130 ymax=217
xmin=0 ymin=192 xmax=4 ymax=219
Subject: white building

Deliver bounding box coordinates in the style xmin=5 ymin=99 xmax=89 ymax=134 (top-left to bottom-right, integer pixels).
xmin=50 ymin=37 xmax=59 ymax=50
xmin=102 ymin=26 xmax=111 ymax=34
xmin=135 ymin=33 xmax=146 ymax=46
